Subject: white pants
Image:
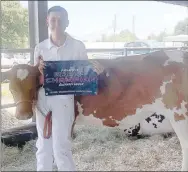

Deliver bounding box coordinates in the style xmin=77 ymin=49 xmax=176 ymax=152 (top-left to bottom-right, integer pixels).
xmin=35 ymin=87 xmax=76 ymax=171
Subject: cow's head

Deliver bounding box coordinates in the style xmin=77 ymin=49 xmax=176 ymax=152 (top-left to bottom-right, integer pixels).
xmin=1 ymin=64 xmax=40 ymax=120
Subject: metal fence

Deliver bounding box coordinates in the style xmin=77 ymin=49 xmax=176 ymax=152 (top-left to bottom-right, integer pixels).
xmin=1 ymin=46 xmax=185 ymax=109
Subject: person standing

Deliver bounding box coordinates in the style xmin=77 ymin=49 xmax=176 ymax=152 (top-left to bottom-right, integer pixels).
xmin=34 ymin=5 xmax=104 ymax=171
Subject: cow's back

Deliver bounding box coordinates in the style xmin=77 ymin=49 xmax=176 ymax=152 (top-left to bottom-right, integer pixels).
xmin=75 ymin=50 xmax=179 ymax=127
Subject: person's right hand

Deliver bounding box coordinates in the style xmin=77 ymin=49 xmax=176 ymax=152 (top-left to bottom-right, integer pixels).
xmin=38 ymin=55 xmax=45 ymax=75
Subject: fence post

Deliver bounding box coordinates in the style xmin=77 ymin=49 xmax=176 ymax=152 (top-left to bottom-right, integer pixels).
xmin=0 ymin=0 xmax=2 ymax=168
xmin=28 ymin=1 xmax=39 ymax=122
xmin=37 ymin=1 xmax=48 ymax=43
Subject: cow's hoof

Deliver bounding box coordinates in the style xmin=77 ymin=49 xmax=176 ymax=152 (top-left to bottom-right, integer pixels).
xmin=136 ymin=134 xmax=149 ymax=139
xmin=71 ymin=132 xmax=77 ymax=140
xmin=162 ymin=133 xmax=173 ymax=139
xmin=127 ymin=134 xmax=150 ymax=140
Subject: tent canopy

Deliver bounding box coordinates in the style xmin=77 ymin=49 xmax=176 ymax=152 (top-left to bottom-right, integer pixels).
xmin=163 ymin=35 xmax=188 ymax=42
xmin=160 ymin=1 xmax=188 ymax=7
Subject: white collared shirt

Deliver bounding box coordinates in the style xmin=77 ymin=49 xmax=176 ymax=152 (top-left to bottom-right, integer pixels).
xmin=34 ymin=33 xmax=88 ymax=99
xmin=34 ymin=33 xmax=88 ymax=64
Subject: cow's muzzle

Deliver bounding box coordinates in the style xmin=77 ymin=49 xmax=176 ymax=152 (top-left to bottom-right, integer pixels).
xmin=15 ymin=101 xmax=34 ymax=120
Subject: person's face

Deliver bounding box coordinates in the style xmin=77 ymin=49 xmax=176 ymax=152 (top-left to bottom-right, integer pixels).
xmin=47 ymin=11 xmax=69 ymax=35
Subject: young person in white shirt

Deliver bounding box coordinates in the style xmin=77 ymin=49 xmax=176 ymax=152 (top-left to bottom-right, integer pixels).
xmin=34 ymin=5 xmax=104 ymax=171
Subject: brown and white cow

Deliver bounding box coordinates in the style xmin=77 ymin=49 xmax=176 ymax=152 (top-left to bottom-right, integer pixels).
xmin=1 ymin=49 xmax=188 ymax=171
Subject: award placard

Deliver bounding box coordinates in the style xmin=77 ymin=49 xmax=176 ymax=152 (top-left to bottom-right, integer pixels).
xmin=43 ymin=60 xmax=98 ymax=96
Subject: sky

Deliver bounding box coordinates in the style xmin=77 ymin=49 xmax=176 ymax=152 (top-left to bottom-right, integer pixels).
xmin=20 ymin=1 xmax=188 ymax=41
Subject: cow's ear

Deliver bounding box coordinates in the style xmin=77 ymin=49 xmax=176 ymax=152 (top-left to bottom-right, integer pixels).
xmin=1 ymin=69 xmax=12 ymax=82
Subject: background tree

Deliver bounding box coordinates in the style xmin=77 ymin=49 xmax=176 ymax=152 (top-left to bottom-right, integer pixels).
xmin=174 ymin=18 xmax=188 ymax=35
xmin=1 ymin=1 xmax=29 ymax=49
xmin=99 ymin=29 xmax=137 ymax=42
xmin=147 ymin=33 xmax=157 ymax=40
xmin=156 ymin=30 xmax=169 ymax=41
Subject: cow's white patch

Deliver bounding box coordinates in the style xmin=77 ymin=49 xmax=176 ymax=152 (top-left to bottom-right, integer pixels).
xmin=76 ymin=102 xmax=104 ymax=126
xmin=139 ymin=115 xmax=173 ymax=135
xmin=116 ymin=98 xmax=165 ymax=130
xmin=173 ymin=101 xmax=187 ymax=118
xmin=115 ymin=74 xmax=186 ymax=130
xmin=166 ymin=101 xmax=188 ymax=171
xmin=116 ymin=97 xmax=187 ymax=131
xmin=164 ymin=50 xmax=184 ymax=66
xmin=160 ymin=79 xmax=172 ymax=95
xmin=75 ymin=74 xmax=187 ymax=144
xmin=17 ymin=69 xmax=29 ymax=81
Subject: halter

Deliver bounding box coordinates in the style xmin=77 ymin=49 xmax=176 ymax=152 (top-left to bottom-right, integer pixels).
xmin=35 ymin=101 xmax=52 ymax=139
xmin=15 ymin=100 xmax=33 ymax=105
xmin=14 ymin=98 xmax=52 ymax=139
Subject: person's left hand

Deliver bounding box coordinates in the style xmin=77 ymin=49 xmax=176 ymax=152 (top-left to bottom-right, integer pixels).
xmin=90 ymin=60 xmax=105 ymax=75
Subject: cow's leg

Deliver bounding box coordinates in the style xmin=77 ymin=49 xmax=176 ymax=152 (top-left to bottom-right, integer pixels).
xmin=71 ymin=121 xmax=76 ymax=139
xmin=168 ymin=113 xmax=188 ymax=171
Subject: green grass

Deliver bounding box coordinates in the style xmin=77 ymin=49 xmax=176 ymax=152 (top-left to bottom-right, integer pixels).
xmin=1 ymin=83 xmax=12 ymax=98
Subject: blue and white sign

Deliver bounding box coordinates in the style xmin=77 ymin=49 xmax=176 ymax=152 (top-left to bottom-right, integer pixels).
xmin=43 ymin=60 xmax=98 ymax=96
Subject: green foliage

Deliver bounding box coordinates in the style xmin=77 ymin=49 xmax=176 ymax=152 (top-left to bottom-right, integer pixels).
xmin=99 ymin=29 xmax=170 ymax=42
xmin=174 ymin=18 xmax=188 ymax=35
xmin=1 ymin=1 xmax=29 ymax=49
xmin=1 ymin=1 xmax=188 ymax=47
xmin=147 ymin=33 xmax=158 ymax=40
xmin=100 ymin=29 xmax=137 ymax=42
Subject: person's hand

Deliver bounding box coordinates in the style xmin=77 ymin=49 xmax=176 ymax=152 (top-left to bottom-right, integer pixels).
xmin=38 ymin=55 xmax=45 ymax=75
xmin=90 ymin=60 xmax=105 ymax=75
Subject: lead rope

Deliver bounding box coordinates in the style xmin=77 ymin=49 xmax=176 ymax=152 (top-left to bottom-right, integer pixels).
xmin=43 ymin=111 xmax=52 ymax=139
xmin=35 ymin=103 xmax=52 ymax=139
xmin=38 ymin=73 xmax=53 ymax=139
xmin=36 ymin=100 xmax=77 ymax=140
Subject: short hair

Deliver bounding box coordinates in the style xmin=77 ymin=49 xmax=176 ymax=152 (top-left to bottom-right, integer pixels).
xmin=47 ymin=6 xmax=68 ymax=18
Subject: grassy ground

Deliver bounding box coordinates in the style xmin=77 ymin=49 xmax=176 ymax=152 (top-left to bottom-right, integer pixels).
xmin=1 ymin=83 xmax=14 ymax=110
xmin=2 ymin=83 xmax=12 ymax=98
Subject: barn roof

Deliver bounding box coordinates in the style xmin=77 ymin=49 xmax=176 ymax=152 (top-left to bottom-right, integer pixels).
xmin=159 ymin=1 xmax=188 ymax=7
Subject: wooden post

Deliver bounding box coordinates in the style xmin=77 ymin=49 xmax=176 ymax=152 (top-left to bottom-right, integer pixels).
xmin=0 ymin=0 xmax=2 ymax=167
xmin=28 ymin=1 xmax=39 ymax=122
xmin=38 ymin=1 xmax=48 ymax=42
xmin=28 ymin=1 xmax=48 ymax=122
